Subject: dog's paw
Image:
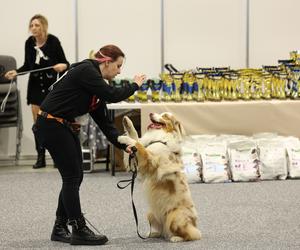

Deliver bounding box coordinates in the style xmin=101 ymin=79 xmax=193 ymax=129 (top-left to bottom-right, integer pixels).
xmin=123 ymin=116 xmax=139 ymax=140
xmin=149 ymin=232 xmax=161 ymax=238
xmin=169 ymin=236 xmax=184 ymax=243
xmin=118 ymin=135 xmax=136 ymax=146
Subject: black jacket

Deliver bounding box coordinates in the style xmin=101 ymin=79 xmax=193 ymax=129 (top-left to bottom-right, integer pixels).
xmin=17 ymin=34 xmax=69 ymax=105
xmin=40 ymin=59 xmax=139 ymax=149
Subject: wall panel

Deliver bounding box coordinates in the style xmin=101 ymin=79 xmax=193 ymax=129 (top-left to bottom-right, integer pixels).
xmin=77 ymin=0 xmax=161 ymax=78
xmin=164 ymin=0 xmax=247 ymax=70
xmin=249 ymin=0 xmax=300 ymax=68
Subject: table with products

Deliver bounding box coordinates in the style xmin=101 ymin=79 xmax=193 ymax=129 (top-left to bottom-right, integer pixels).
xmin=107 ymin=100 xmax=300 ymax=175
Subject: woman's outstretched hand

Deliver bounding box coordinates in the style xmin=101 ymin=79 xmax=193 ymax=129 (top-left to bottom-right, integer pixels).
xmin=133 ymin=74 xmax=147 ymax=87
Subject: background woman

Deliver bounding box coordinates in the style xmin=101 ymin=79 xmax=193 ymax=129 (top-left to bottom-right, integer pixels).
xmin=5 ymin=14 xmax=69 ymax=168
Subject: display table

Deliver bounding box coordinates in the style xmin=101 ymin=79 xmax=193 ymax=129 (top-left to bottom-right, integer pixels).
xmin=107 ymin=100 xmax=300 ymax=175
xmin=108 ymin=100 xmax=300 ymax=137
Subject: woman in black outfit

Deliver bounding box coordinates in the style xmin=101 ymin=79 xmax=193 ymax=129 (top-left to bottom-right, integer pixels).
xmin=35 ymin=44 xmax=145 ymax=245
xmin=5 ymin=14 xmax=69 ymax=169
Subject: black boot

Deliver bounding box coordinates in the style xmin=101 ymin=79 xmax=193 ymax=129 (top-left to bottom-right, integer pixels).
xmin=33 ymin=152 xmax=46 ymax=169
xmin=32 ymin=125 xmax=46 ymax=169
xmin=50 ymin=216 xmax=71 ymax=243
xmin=68 ymin=215 xmax=108 ymax=245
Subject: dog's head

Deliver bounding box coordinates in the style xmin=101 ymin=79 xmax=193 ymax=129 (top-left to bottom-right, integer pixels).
xmin=147 ymin=112 xmax=186 ymax=141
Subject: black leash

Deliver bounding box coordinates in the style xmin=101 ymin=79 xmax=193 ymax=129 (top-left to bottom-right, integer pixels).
xmin=117 ymin=146 xmax=148 ymax=240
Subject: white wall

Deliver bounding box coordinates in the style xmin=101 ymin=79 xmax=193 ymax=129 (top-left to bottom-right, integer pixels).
xmin=77 ymin=0 xmax=161 ymax=78
xmin=249 ymin=0 xmax=300 ymax=67
xmin=164 ymin=0 xmax=247 ymax=69
xmin=1 ymin=0 xmax=300 ymax=158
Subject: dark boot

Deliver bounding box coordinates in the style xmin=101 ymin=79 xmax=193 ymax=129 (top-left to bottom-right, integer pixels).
xmin=50 ymin=216 xmax=71 ymax=243
xmin=68 ymin=215 xmax=108 ymax=245
xmin=33 ymin=152 xmax=46 ymax=169
xmin=32 ymin=125 xmax=46 ymax=169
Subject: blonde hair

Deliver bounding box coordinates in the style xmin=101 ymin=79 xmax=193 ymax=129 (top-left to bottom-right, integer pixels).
xmin=29 ymin=14 xmax=48 ymax=37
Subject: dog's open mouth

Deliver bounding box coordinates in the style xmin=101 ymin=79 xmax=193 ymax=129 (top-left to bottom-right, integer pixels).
xmin=147 ymin=117 xmax=165 ymax=130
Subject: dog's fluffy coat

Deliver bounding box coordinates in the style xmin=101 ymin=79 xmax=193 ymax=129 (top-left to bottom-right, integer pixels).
xmin=118 ymin=112 xmax=201 ymax=242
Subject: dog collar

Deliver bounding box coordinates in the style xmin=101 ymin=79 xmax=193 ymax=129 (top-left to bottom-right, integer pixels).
xmin=145 ymin=140 xmax=167 ymax=148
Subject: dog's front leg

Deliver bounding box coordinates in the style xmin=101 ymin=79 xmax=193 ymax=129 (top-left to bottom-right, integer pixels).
xmin=147 ymin=212 xmax=162 ymax=238
xmin=133 ymin=142 xmax=158 ymax=176
xmin=122 ymin=116 xmax=139 ymax=140
xmin=117 ymin=136 xmax=157 ymax=174
xmin=118 ymin=135 xmax=138 ymax=171
xmin=118 ymin=135 xmax=137 ymax=147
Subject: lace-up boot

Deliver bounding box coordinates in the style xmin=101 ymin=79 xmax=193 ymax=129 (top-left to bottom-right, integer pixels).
xmin=68 ymin=215 xmax=108 ymax=245
xmin=50 ymin=216 xmax=71 ymax=243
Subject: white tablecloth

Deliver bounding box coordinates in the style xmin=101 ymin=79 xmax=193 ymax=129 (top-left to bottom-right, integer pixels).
xmin=108 ymin=100 xmax=300 ymax=137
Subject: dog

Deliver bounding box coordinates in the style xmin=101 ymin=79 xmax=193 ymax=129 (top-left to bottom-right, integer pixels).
xmin=118 ymin=112 xmax=201 ymax=242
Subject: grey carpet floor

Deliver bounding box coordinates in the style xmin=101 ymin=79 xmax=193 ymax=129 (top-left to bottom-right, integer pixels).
xmin=0 ymin=164 xmax=300 ymax=250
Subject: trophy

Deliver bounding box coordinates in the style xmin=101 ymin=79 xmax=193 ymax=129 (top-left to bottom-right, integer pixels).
xmin=136 ymin=80 xmax=149 ymax=102
xmin=211 ymin=73 xmax=222 ymax=101
xmin=183 ymin=71 xmax=194 ymax=101
xmin=230 ymin=72 xmax=239 ymax=100
xmin=149 ymin=78 xmax=162 ymax=102
xmin=261 ymin=72 xmax=271 ymax=99
xmin=171 ymin=73 xmax=183 ymax=102
xmin=241 ymin=74 xmax=251 ymax=100
xmin=222 ymin=74 xmax=230 ymax=100
xmin=278 ymin=73 xmax=287 ymax=99
xmin=289 ymin=67 xmax=300 ymax=99
xmin=160 ymin=73 xmax=173 ymax=102
xmin=194 ymin=72 xmax=205 ymax=101
xmin=290 ymin=50 xmax=300 ymax=65
xmin=250 ymin=74 xmax=262 ymax=100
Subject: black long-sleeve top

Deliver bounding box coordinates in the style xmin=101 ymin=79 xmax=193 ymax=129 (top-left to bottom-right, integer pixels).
xmin=40 ymin=59 xmax=139 ymax=150
xmin=17 ymin=34 xmax=69 ymax=105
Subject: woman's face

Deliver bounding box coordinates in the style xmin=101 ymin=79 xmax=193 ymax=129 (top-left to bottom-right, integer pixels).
xmin=101 ymin=56 xmax=123 ymax=80
xmin=30 ymin=19 xmax=44 ymax=38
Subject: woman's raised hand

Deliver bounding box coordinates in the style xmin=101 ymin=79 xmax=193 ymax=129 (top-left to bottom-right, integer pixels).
xmin=133 ymin=74 xmax=147 ymax=87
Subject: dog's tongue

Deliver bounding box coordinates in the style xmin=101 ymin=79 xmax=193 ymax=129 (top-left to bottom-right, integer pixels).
xmin=147 ymin=123 xmax=162 ymax=130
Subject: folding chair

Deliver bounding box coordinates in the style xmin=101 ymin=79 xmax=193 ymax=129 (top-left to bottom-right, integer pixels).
xmin=0 ymin=55 xmax=23 ymax=164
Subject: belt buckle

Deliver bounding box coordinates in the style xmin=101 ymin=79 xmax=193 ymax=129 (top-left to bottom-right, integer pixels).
xmin=39 ymin=110 xmax=48 ymax=118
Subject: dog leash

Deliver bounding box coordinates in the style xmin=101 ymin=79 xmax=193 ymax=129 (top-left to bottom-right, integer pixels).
xmin=1 ymin=66 xmax=56 ymax=112
xmin=117 ymin=146 xmax=149 ymax=240
xmin=15 ymin=66 xmax=54 ymax=76
xmin=0 ymin=79 xmax=15 ymax=112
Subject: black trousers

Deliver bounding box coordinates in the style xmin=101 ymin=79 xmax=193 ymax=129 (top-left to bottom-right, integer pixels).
xmin=35 ymin=116 xmax=83 ymax=220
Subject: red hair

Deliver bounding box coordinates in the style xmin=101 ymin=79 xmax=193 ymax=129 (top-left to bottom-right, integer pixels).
xmin=95 ymin=44 xmax=125 ymax=63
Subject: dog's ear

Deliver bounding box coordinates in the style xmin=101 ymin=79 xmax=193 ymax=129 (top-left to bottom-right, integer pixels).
xmin=174 ymin=121 xmax=186 ymax=141
xmin=162 ymin=113 xmax=185 ymax=139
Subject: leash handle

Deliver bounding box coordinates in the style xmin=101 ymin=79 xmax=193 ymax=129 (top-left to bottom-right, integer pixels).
xmin=0 ymin=79 xmax=14 ymax=112
xmin=117 ymin=177 xmax=133 ymax=189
